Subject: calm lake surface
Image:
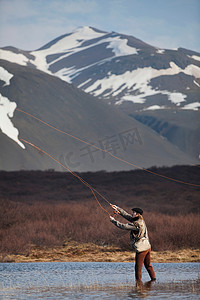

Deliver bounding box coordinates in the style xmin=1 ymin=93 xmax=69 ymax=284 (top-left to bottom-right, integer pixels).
xmin=0 ymin=262 xmax=199 ymax=299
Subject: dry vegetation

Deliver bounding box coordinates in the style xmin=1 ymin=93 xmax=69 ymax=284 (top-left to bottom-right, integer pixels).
xmin=2 ymin=243 xmax=200 ymax=263
xmin=0 ymin=165 xmax=199 ymax=262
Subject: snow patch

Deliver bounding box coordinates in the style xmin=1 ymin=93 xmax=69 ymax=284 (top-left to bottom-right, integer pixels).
xmin=78 ymin=78 xmax=92 ymax=88
xmin=0 ymin=49 xmax=29 ymax=66
xmin=182 ymin=102 xmax=200 ymax=111
xmin=116 ymin=95 xmax=146 ymax=105
xmin=72 ymin=26 xmax=105 ymax=41
xmin=144 ymin=105 xmax=166 ymax=110
xmin=54 ymin=56 xmax=117 ymax=83
xmin=55 ymin=67 xmax=77 ymax=83
xmin=84 ymin=62 xmax=199 ymax=108
xmin=194 ymin=80 xmax=200 ymax=87
xmin=184 ymin=64 xmax=200 ymax=78
xmin=188 ymin=55 xmax=200 ymax=62
xmin=0 ymin=94 xmax=25 ymax=149
xmin=0 ymin=67 xmax=13 ymax=86
xmin=0 ymin=66 xmax=25 ymax=149
xmin=106 ymin=37 xmax=138 ymax=56
xmin=48 ymin=26 xmax=105 ymax=54
xmin=167 ymin=92 xmax=186 ymax=105
xmin=31 ymin=28 xmax=138 ymax=76
xmin=156 ymin=49 xmax=165 ymax=54
xmin=31 ymin=27 xmax=106 ymax=72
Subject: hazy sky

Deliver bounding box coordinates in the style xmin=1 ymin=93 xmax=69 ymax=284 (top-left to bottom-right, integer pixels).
xmin=0 ymin=0 xmax=199 ymax=52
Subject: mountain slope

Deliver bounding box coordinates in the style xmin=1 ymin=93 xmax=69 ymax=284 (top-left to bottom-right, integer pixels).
xmin=0 ymin=59 xmax=197 ymax=171
xmin=133 ymin=110 xmax=200 ymax=159
xmin=0 ymin=26 xmax=199 ymax=165
xmin=1 ymin=26 xmax=199 ymax=111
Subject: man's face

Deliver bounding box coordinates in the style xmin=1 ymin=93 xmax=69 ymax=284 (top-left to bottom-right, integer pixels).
xmin=132 ymin=211 xmax=138 ymax=218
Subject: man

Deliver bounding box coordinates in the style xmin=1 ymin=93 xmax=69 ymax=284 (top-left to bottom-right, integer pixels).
xmin=110 ymin=205 xmax=156 ymax=282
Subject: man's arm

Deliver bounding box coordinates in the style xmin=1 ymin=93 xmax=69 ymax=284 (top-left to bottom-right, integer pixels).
xmin=110 ymin=216 xmax=138 ymax=231
xmin=111 ymin=205 xmax=133 ymax=222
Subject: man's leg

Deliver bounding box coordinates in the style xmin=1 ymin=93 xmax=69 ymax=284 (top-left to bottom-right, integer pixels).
xmin=135 ymin=250 xmax=148 ymax=281
xmin=144 ymin=249 xmax=156 ymax=280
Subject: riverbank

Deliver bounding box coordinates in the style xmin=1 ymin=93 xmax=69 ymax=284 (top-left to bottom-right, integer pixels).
xmin=1 ymin=242 xmax=199 ymax=263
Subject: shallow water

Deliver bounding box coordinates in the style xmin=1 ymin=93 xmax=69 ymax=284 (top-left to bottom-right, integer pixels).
xmin=0 ymin=262 xmax=199 ymax=299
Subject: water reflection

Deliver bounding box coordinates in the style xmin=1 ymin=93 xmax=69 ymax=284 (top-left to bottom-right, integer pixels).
xmin=134 ymin=280 xmax=155 ymax=298
xmin=0 ymin=262 xmax=199 ymax=299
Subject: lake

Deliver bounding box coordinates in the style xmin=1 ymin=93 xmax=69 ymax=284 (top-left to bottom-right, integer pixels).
xmin=0 ymin=262 xmax=199 ymax=299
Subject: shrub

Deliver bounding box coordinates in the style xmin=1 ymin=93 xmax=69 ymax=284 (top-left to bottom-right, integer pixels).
xmin=0 ymin=198 xmax=199 ymax=255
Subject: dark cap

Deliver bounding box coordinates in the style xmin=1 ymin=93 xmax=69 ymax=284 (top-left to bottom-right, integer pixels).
xmin=131 ymin=207 xmax=143 ymax=215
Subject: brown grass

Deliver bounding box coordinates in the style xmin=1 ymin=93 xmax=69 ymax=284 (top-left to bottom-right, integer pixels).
xmin=0 ymin=167 xmax=199 ymax=260
xmin=1 ymin=242 xmax=199 ymax=263
xmin=0 ymin=198 xmax=199 ymax=257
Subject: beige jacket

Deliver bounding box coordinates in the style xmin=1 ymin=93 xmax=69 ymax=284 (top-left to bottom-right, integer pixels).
xmin=111 ymin=206 xmax=151 ymax=253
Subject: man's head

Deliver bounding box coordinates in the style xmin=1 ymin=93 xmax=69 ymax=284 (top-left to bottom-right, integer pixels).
xmin=131 ymin=207 xmax=143 ymax=217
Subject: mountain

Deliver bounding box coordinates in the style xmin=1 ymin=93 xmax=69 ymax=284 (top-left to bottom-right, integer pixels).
xmin=0 ymin=59 xmax=197 ymax=171
xmin=1 ymin=26 xmax=199 ymax=111
xmin=0 ymin=26 xmax=199 ymax=169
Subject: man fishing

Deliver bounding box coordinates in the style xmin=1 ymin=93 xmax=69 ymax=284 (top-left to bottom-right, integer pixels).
xmin=110 ymin=205 xmax=156 ymax=282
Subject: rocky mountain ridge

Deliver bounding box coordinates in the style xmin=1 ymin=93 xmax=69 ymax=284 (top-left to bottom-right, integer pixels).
xmin=1 ymin=26 xmax=199 ymax=111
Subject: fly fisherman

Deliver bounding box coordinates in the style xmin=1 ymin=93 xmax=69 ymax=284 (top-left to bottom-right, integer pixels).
xmin=110 ymin=205 xmax=156 ymax=282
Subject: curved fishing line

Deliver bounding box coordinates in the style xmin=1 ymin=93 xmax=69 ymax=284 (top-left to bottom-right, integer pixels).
xmin=20 ymin=138 xmax=111 ymax=216
xmin=16 ymin=108 xmax=200 ymax=187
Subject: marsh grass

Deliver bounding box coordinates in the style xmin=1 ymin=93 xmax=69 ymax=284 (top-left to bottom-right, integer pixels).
xmin=0 ymin=197 xmax=199 ymax=258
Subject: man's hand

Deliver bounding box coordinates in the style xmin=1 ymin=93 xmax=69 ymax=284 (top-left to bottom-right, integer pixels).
xmin=110 ymin=204 xmax=120 ymax=214
xmin=110 ymin=216 xmax=115 ymax=222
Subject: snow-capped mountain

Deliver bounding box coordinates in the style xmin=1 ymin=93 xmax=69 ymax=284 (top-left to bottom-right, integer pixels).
xmin=1 ymin=26 xmax=200 ymax=112
xmin=0 ymin=26 xmax=200 ymax=167
xmin=1 ymin=59 xmax=197 ymax=171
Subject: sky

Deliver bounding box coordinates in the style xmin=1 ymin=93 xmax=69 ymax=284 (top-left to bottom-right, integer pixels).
xmin=0 ymin=0 xmax=199 ymax=52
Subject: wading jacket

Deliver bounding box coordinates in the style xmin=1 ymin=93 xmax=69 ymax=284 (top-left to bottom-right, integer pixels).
xmin=111 ymin=206 xmax=151 ymax=253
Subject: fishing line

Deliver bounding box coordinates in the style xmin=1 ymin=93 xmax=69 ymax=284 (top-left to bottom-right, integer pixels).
xmin=20 ymin=138 xmax=112 ymax=216
xmin=16 ymin=108 xmax=200 ymax=187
